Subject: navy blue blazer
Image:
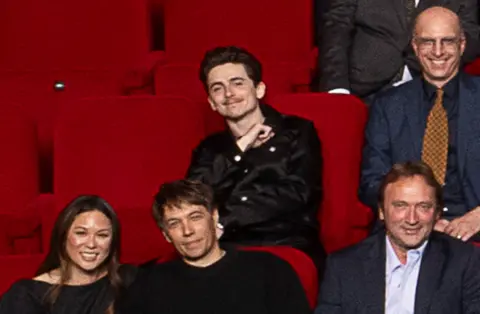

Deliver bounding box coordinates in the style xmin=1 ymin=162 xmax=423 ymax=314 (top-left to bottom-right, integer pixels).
xmin=359 ymin=73 xmax=480 ymax=212
xmin=315 ymin=230 xmax=480 ymax=314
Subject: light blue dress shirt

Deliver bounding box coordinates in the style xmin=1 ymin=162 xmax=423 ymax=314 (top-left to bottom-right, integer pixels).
xmin=385 ymin=236 xmax=428 ymax=314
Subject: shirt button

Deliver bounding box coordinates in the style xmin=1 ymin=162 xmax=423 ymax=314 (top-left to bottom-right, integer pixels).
xmin=269 ymin=146 xmax=276 ymax=152
xmin=234 ymin=155 xmax=241 ymax=162
xmin=443 ymin=207 xmax=448 ymax=212
xmin=240 ymin=196 xmax=248 ymax=202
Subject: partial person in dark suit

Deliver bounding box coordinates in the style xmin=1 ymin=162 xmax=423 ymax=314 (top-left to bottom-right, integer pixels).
xmin=360 ymin=7 xmax=480 ymax=242
xmin=316 ymin=161 xmax=480 ymax=314
xmin=317 ymin=0 xmax=479 ymax=101
xmin=186 ymin=46 xmax=325 ymax=270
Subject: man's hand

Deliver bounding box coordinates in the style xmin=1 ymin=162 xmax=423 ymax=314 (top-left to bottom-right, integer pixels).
xmin=434 ymin=219 xmax=450 ymax=233
xmin=443 ymin=207 xmax=480 ymax=241
xmin=236 ymin=124 xmax=274 ymax=152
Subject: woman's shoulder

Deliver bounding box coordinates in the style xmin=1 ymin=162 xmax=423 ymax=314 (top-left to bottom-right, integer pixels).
xmin=0 ymin=279 xmax=45 ymax=311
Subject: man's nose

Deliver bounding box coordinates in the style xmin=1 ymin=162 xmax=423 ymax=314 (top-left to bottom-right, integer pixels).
xmin=405 ymin=207 xmax=419 ymax=224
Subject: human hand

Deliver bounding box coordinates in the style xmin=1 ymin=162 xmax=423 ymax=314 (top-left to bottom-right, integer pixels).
xmin=443 ymin=207 xmax=480 ymax=241
xmin=236 ymin=124 xmax=274 ymax=152
xmin=434 ymin=219 xmax=450 ymax=233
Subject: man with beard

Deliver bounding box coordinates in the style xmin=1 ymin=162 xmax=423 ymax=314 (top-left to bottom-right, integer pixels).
xmin=186 ymin=46 xmax=325 ymax=270
xmin=316 ymin=161 xmax=480 ymax=314
xmin=118 ymin=180 xmax=311 ymax=314
xmin=360 ymin=7 xmax=480 ymax=242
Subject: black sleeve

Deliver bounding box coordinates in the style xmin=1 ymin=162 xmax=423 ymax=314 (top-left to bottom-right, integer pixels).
xmin=459 ymin=0 xmax=480 ymax=63
xmin=314 ymin=255 xmax=342 ymax=314
xmin=358 ymin=97 xmax=392 ymax=212
xmin=318 ymin=0 xmax=356 ymax=91
xmin=220 ymin=122 xmax=322 ymax=229
xmin=265 ymin=254 xmax=312 ymax=314
xmin=0 ymin=281 xmax=42 ymax=314
xmin=186 ymin=137 xmax=247 ymax=190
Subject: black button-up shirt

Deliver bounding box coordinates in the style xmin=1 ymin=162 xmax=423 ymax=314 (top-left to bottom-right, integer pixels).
xmin=422 ymin=75 xmax=467 ymax=218
xmin=186 ymin=104 xmax=323 ymax=257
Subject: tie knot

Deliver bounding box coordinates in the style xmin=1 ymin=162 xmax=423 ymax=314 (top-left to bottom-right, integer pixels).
xmin=436 ymin=89 xmax=444 ymax=100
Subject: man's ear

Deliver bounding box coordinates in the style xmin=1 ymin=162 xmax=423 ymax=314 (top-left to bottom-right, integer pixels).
xmin=208 ymin=96 xmax=217 ymax=112
xmin=212 ymin=208 xmax=219 ymax=224
xmin=255 ymin=81 xmax=266 ymax=100
xmin=378 ymin=206 xmax=385 ymax=221
xmin=162 ymin=230 xmax=172 ymax=243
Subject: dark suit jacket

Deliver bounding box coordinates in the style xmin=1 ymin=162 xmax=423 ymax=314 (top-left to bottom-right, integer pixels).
xmin=315 ymin=230 xmax=480 ymax=314
xmin=318 ymin=0 xmax=480 ymax=97
xmin=359 ymin=73 xmax=480 ymax=214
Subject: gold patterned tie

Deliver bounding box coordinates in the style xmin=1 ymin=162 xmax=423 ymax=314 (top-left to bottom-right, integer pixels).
xmin=422 ymin=89 xmax=448 ymax=185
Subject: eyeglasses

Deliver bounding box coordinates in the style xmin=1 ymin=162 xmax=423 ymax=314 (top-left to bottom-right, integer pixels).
xmin=414 ymin=36 xmax=463 ymax=50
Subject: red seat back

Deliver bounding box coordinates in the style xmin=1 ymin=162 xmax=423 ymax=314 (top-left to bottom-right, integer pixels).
xmin=270 ymin=93 xmax=373 ymax=253
xmin=52 ymin=96 xmax=205 ymax=262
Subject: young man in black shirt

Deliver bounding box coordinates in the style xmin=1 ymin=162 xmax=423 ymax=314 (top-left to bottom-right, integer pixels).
xmin=118 ymin=180 xmax=311 ymax=314
xmin=187 ymin=46 xmax=324 ymax=269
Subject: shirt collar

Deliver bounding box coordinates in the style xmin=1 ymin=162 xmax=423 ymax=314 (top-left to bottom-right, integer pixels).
xmin=386 ymin=236 xmax=428 ymax=272
xmin=226 ymin=103 xmax=284 ymax=141
xmin=422 ymin=73 xmax=460 ymax=101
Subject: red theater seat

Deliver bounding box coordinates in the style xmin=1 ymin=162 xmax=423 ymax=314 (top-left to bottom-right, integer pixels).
xmin=0 ymin=0 xmax=150 ymax=71
xmin=163 ymin=0 xmax=314 ymax=85
xmin=243 ymin=246 xmax=318 ymax=309
xmin=270 ymin=93 xmax=373 ymax=253
xmin=465 ymin=58 xmax=480 ymax=76
xmin=0 ymin=70 xmax=130 ymax=191
xmin=0 ymin=104 xmax=41 ymax=255
xmin=52 ymin=96 xmax=205 ymax=263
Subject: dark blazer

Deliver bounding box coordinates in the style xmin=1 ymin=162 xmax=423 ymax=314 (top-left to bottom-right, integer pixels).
xmin=186 ymin=104 xmax=323 ymax=257
xmin=318 ymin=0 xmax=480 ymax=97
xmin=359 ymin=73 xmax=480 ymax=212
xmin=315 ymin=230 xmax=480 ymax=314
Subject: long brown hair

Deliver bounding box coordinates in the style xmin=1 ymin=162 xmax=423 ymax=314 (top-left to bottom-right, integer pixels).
xmin=36 ymin=195 xmax=123 ymax=314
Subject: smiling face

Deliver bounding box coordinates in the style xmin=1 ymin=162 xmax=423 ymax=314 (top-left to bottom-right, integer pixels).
xmin=380 ymin=175 xmax=440 ymax=257
xmin=65 ymin=210 xmax=112 ymax=274
xmin=162 ymin=203 xmax=220 ymax=266
xmin=206 ymin=62 xmax=265 ymax=122
xmin=412 ymin=7 xmax=465 ymax=88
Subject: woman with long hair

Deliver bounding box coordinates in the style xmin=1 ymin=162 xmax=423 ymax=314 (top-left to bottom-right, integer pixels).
xmin=0 ymin=195 xmax=137 ymax=314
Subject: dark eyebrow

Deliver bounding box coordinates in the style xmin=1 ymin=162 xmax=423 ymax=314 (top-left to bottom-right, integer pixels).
xmin=229 ymin=77 xmax=245 ymax=82
xmin=188 ymin=210 xmax=204 ymax=217
xmin=208 ymin=81 xmax=224 ymax=90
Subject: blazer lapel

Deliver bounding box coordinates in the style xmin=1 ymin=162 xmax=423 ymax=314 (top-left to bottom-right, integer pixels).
xmin=414 ymin=233 xmax=446 ymax=314
xmin=405 ymin=79 xmax=424 ymax=157
xmin=362 ymin=232 xmax=386 ymax=314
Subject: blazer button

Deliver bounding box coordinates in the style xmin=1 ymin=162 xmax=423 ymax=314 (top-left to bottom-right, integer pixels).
xmin=443 ymin=207 xmax=448 ymax=212
xmin=234 ymin=155 xmax=241 ymax=162
xmin=244 ymin=169 xmax=248 ymax=174
xmin=269 ymin=146 xmax=276 ymax=152
xmin=240 ymin=196 xmax=248 ymax=202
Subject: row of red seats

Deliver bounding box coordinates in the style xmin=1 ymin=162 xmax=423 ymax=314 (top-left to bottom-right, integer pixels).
xmin=0 ymin=63 xmax=311 ymax=192
xmin=0 ymin=93 xmax=371 ymax=258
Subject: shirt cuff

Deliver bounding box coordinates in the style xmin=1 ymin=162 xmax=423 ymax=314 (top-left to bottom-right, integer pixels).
xmin=328 ymin=88 xmax=350 ymax=94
